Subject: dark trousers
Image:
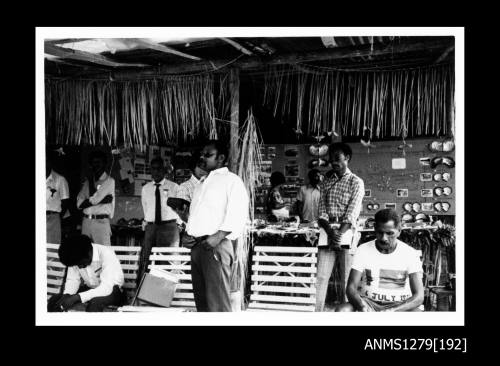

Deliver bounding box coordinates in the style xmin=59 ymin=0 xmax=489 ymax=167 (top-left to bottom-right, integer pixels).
xmin=190 ymin=238 xmax=235 ymax=312
xmin=138 ymin=221 xmax=180 ymax=281
xmin=47 ymin=285 xmax=125 ymax=312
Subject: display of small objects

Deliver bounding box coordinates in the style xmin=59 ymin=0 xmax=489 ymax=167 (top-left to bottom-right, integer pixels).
xmin=434 ymin=172 xmax=452 ymax=182
xmin=434 ymin=202 xmax=451 ymax=212
xmin=434 ymin=186 xmax=452 ymax=197
xmin=428 ymin=139 xmax=455 ymax=153
xmin=430 ymin=156 xmax=455 ymax=169
xmin=402 ymin=213 xmax=414 ymax=223
xmin=403 ymin=202 xmax=413 ymax=212
xmin=412 ymin=202 xmax=421 ymax=212
xmin=366 ymin=203 xmax=380 ymax=211
xmin=414 ymin=213 xmax=430 ymax=223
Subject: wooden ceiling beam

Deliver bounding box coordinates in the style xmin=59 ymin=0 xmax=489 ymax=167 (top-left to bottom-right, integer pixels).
xmin=47 ymin=38 xmax=454 ymax=79
xmin=45 ymin=38 xmax=94 ymax=45
xmin=128 ymin=38 xmax=203 ymax=60
xmin=45 ymin=43 xmax=149 ymax=68
xmin=219 ymin=38 xmax=254 ymax=55
xmin=435 ymin=45 xmax=454 ymax=64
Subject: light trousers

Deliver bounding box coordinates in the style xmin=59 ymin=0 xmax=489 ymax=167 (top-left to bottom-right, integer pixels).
xmin=315 ymin=247 xmax=353 ymax=312
xmin=81 ymin=217 xmax=111 ymax=245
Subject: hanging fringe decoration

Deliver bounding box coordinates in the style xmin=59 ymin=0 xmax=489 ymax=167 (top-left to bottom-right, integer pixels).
xmin=261 ymin=64 xmax=455 ymax=139
xmin=45 ymin=73 xmax=227 ymax=147
xmin=236 ymin=108 xmax=263 ymax=309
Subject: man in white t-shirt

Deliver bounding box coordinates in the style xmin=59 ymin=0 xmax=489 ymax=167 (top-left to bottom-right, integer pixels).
xmin=335 ymin=208 xmax=424 ymax=312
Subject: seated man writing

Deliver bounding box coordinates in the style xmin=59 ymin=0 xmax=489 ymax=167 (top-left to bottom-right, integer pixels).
xmin=335 ymin=208 xmax=424 ymax=312
xmin=47 ymin=234 xmax=125 ymax=312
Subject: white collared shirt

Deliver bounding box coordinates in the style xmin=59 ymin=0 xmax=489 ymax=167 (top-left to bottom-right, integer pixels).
xmin=63 ymin=243 xmax=124 ymax=303
xmin=186 ymin=167 xmax=249 ymax=241
xmin=141 ymin=178 xmax=180 ymax=222
xmin=46 ymin=170 xmax=70 ymax=212
xmin=77 ymin=172 xmax=115 ymax=217
xmin=176 ymin=174 xmax=200 ymax=202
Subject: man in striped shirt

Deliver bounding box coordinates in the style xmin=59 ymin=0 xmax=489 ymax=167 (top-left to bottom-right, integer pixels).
xmin=315 ymin=142 xmax=365 ymax=311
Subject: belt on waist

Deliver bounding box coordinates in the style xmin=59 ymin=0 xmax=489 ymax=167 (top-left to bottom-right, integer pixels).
xmin=147 ymin=219 xmax=177 ymax=225
xmin=193 ymin=235 xmax=209 ymax=243
xmin=84 ymin=214 xmax=110 ymax=220
xmin=46 ymin=210 xmax=60 ymax=215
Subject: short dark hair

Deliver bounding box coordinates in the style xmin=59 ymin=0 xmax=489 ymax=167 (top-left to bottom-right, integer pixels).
xmin=270 ymin=171 xmax=286 ymax=188
xmin=308 ymin=169 xmax=320 ymax=181
xmin=205 ymin=139 xmax=229 ymax=163
xmin=330 ymin=142 xmax=353 ymax=161
xmin=88 ymin=150 xmax=107 ymax=163
xmin=58 ymin=234 xmax=93 ymax=266
xmin=374 ymin=208 xmax=400 ymax=227
xmin=150 ymin=157 xmax=164 ymax=167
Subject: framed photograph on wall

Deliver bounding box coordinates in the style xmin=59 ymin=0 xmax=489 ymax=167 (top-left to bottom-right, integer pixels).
xmin=385 ymin=203 xmax=396 ymax=209
xmin=365 ymin=189 xmax=372 ymax=198
xmin=421 ymin=202 xmax=434 ymax=211
xmin=420 ymin=173 xmax=433 ymax=182
xmin=396 ymin=189 xmax=409 ymax=198
xmin=421 ymin=189 xmax=433 ymax=198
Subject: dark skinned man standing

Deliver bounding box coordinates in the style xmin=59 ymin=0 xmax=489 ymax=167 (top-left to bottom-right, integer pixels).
xmin=46 ymin=149 xmax=70 ymax=244
xmin=77 ymin=151 xmax=115 ymax=246
xmin=335 ymin=208 xmax=424 ymax=312
xmin=296 ymin=169 xmax=322 ymax=222
xmin=315 ymin=142 xmax=365 ymax=311
xmin=138 ymin=157 xmax=181 ymax=280
xmin=185 ymin=140 xmax=249 ymax=312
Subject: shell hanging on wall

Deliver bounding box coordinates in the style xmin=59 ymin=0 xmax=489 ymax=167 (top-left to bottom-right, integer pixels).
xmin=308 ymin=158 xmax=328 ymax=169
xmin=428 ymin=138 xmax=455 ymax=153
xmin=308 ymin=144 xmax=329 ymax=157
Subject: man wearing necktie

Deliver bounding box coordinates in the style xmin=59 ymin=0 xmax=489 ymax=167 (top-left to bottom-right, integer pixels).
xmin=139 ymin=157 xmax=181 ymax=280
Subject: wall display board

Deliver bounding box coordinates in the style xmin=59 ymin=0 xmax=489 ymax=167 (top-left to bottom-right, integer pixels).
xmin=253 ymin=138 xmax=455 ymax=219
xmin=254 ymin=144 xmax=332 ymax=216
xmin=348 ymin=138 xmax=455 ymax=217
xmin=101 ymin=145 xmax=199 ymax=223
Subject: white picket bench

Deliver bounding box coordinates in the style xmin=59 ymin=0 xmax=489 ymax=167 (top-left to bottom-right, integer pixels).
xmin=248 ymin=246 xmax=318 ymax=312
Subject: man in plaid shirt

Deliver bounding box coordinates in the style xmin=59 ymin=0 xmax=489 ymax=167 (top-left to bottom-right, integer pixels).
xmin=316 ymin=142 xmax=364 ymax=311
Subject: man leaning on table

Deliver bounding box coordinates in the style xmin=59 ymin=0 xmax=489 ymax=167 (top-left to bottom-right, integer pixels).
xmin=77 ymin=150 xmax=115 ymax=246
xmin=186 ymin=140 xmax=249 ymax=312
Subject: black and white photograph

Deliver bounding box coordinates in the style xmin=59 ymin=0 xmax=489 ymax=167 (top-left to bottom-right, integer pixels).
xmin=396 ymin=188 xmax=409 ymax=198
xmin=37 ymin=27 xmax=463 ymax=328
xmin=420 ymin=172 xmax=433 ymax=182
xmin=421 ymin=189 xmax=434 ymax=198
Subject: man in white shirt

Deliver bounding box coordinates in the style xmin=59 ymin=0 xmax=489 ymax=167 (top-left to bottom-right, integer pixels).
xmin=46 ymin=150 xmax=70 ymax=244
xmin=47 ymin=234 xmax=125 ymax=312
xmin=77 ymin=150 xmax=115 ymax=246
xmin=186 ymin=140 xmax=249 ymax=312
xmin=335 ymin=208 xmax=424 ymax=312
xmin=139 ymin=157 xmax=181 ymax=279
xmin=296 ymin=169 xmax=321 ymax=222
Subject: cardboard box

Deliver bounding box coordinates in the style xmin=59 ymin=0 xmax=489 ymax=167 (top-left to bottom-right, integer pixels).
xmin=135 ymin=269 xmax=179 ymax=307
